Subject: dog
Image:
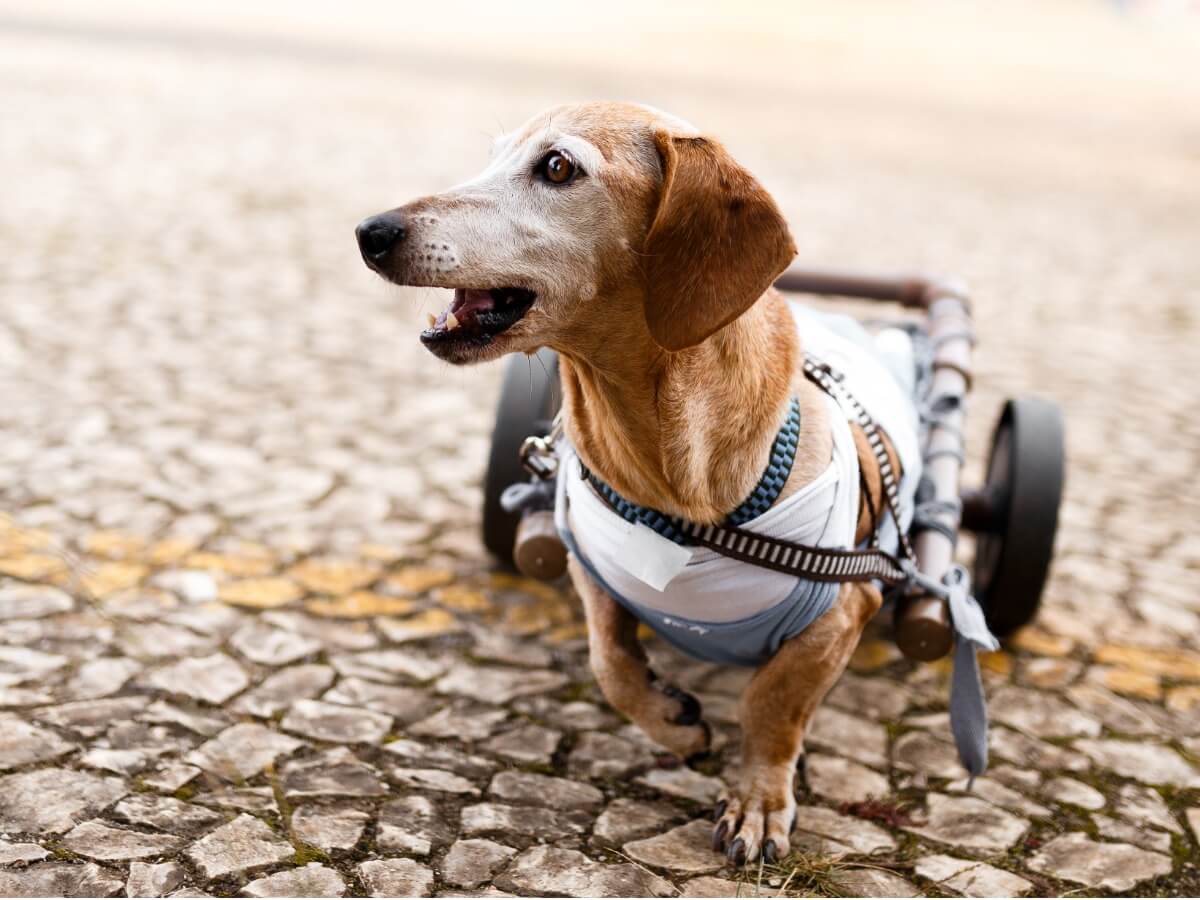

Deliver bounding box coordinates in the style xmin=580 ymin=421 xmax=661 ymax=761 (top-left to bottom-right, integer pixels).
xmin=356 ymin=101 xmax=920 ymax=865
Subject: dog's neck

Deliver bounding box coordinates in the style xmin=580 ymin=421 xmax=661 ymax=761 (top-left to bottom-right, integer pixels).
xmin=556 ymin=289 xmax=797 ymax=524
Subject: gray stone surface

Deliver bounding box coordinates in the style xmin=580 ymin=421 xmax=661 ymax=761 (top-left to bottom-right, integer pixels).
xmin=460 ymin=803 xmax=586 ymax=842
xmin=568 ymin=731 xmax=654 ymax=779
xmin=0 ymin=585 xmax=74 ymax=619
xmin=126 ymin=862 xmax=186 ymax=898
xmin=495 ymin=846 xmax=672 ymax=898
xmin=892 ymin=731 xmax=965 ymax=779
xmin=185 ymin=814 xmax=294 ymax=879
xmin=283 ymin=748 xmax=387 ymax=798
xmin=808 ymin=706 xmax=890 ymax=768
xmin=330 ymin=649 xmax=450 ymax=683
xmin=989 ymin=686 xmax=1102 ymax=739
xmin=194 ymin=787 xmax=278 ymax=814
xmin=0 ymin=714 xmax=76 ymax=768
xmin=1115 ymin=783 xmax=1182 ymax=834
xmin=0 ymin=768 xmax=127 ymax=834
xmin=435 ymin=664 xmax=569 ymax=704
xmin=680 ymin=876 xmax=777 ymax=897
xmin=381 ymin=738 xmax=496 ymax=778
xmin=33 ymin=698 xmax=145 ymax=738
xmin=321 ymin=677 xmax=435 ymax=722
xmin=914 ymin=855 xmax=1034 ymax=897
xmin=945 ymin=776 xmax=1050 ymax=819
xmin=623 ymin=820 xmax=726 ymax=875
xmin=280 ymin=700 xmax=392 ymax=744
xmin=62 ymin=821 xmax=180 ymax=868
xmin=1027 ymin=832 xmax=1173 ymax=892
xmin=393 ymin=766 xmax=480 ymax=796
xmin=186 ymin=723 xmax=304 ymax=780
xmin=112 ymin=794 xmax=223 ymax=835
xmin=488 ymin=770 xmax=603 ymax=809
xmin=1094 ymin=814 xmax=1173 ymax=853
xmin=233 ymin=664 xmax=336 ymax=718
xmin=378 ymin=796 xmax=452 ymax=856
xmin=1076 ymin=738 xmax=1200 ymax=787
xmin=592 ymin=798 xmax=678 ymax=848
xmin=141 ymin=762 xmax=202 ymax=793
xmin=356 ymin=859 xmax=434 ymax=898
xmin=481 ymin=723 xmax=562 ymax=766
xmin=291 ymin=804 xmax=370 ymax=851
xmin=0 ymin=840 xmax=50 ymax=865
xmin=831 ymin=868 xmax=921 ymax=898
xmin=407 ymin=704 xmax=510 ymax=741
xmin=442 ymin=839 xmax=518 ymax=889
xmin=1043 ymin=776 xmax=1106 ymax=810
xmin=636 ymin=767 xmax=724 ymax=804
xmin=807 ymin=753 xmax=890 ymax=803
xmin=241 ymin=864 xmax=347 ymax=898
xmin=905 ymin=793 xmax=1029 ymax=852
xmin=0 ymin=861 xmax=125 ymax=898
xmin=791 ymin=806 xmax=896 ymax=856
xmin=143 ymin=653 xmax=249 ymax=705
xmin=229 ymin=622 xmax=323 ymax=666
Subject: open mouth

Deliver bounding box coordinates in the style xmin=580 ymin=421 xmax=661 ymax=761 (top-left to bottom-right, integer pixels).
xmin=420 ymin=287 xmax=537 ymax=346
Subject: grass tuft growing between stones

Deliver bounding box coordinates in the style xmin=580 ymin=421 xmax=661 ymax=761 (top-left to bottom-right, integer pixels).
xmin=749 ymin=850 xmax=857 ymax=897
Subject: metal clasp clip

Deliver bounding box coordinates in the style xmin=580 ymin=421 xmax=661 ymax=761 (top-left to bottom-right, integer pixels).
xmin=519 ymin=435 xmax=558 ymax=480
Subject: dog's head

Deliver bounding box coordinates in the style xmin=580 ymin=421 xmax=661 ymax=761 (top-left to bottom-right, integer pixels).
xmin=357 ymin=102 xmax=795 ymax=364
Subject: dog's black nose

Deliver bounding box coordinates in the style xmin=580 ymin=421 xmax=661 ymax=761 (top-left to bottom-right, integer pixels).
xmin=356 ymin=213 xmax=406 ymax=262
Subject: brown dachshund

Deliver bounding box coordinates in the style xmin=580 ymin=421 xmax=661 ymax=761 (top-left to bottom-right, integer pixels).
xmin=357 ymin=101 xmax=896 ymax=864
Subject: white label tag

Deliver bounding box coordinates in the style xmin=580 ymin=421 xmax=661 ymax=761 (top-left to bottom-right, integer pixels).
xmin=614 ymin=523 xmax=694 ymax=592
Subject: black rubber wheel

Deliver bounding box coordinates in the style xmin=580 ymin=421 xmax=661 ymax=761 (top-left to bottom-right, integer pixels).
xmin=970 ymin=396 xmax=1065 ymax=636
xmin=481 ymin=349 xmax=561 ymax=566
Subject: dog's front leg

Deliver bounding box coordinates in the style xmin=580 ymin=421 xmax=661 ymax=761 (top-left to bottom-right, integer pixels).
xmin=714 ymin=581 xmax=882 ymax=865
xmin=569 ymin=557 xmax=711 ymax=760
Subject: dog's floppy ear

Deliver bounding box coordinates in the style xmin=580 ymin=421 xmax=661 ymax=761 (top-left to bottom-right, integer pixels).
xmin=641 ymin=130 xmax=796 ymax=352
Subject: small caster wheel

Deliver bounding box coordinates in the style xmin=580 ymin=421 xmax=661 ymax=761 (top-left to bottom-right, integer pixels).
xmin=481 ymin=349 xmax=560 ymax=566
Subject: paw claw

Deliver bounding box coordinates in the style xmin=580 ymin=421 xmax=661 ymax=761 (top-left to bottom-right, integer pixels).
xmin=712 ymin=819 xmax=729 ymax=852
xmin=763 ymin=839 xmax=778 ymax=864
xmin=728 ymin=837 xmax=747 ymax=866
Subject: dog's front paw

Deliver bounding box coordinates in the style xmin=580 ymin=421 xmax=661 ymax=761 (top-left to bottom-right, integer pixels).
xmin=646 ymin=676 xmax=711 ymax=761
xmin=712 ymin=765 xmax=797 ymax=865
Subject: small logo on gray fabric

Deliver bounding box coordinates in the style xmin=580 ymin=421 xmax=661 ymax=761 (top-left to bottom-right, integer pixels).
xmin=660 ymin=615 xmax=708 ymax=636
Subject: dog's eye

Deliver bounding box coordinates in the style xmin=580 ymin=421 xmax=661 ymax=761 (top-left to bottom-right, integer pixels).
xmin=537 ymin=150 xmax=578 ymax=185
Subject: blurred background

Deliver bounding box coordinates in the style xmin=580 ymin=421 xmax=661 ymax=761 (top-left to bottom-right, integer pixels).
xmin=1 ymin=0 xmax=1196 ymax=619
xmin=1 ymin=2 xmax=1199 ymax=896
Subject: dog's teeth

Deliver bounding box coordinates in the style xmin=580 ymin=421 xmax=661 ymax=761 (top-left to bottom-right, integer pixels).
xmin=445 ymin=311 xmax=460 ymax=331
xmin=426 ymin=312 xmax=436 ymax=328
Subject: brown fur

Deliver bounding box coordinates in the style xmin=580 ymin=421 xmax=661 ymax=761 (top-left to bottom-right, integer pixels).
xmin=361 ymin=102 xmax=899 ymax=865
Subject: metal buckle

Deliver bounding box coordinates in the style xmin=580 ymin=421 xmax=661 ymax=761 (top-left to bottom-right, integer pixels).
xmin=519 ymin=435 xmax=558 ymax=480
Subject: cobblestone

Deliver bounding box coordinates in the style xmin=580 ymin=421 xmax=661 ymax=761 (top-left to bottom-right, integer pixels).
xmin=125 ymin=861 xmax=186 ymax=898
xmin=186 ymin=815 xmax=294 ymax=880
xmin=1027 ymin=833 xmax=1173 ymax=892
xmin=914 ymin=855 xmax=1033 ymax=897
xmin=623 ymin=820 xmax=726 ymax=875
xmin=291 ymin=804 xmax=370 ymax=851
xmin=61 ymin=820 xmax=183 ymax=861
xmin=904 ymin=793 xmax=1029 ymax=853
xmin=441 ymin=839 xmax=517 ymax=889
xmin=0 ymin=4 xmax=1196 ymax=896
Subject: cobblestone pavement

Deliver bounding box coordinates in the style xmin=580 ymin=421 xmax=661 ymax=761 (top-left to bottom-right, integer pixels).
xmin=1 ymin=4 xmax=1198 ymax=897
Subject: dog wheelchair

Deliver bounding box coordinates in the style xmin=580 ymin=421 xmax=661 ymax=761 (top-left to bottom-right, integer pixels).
xmin=480 ymin=268 xmax=1065 ymax=664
